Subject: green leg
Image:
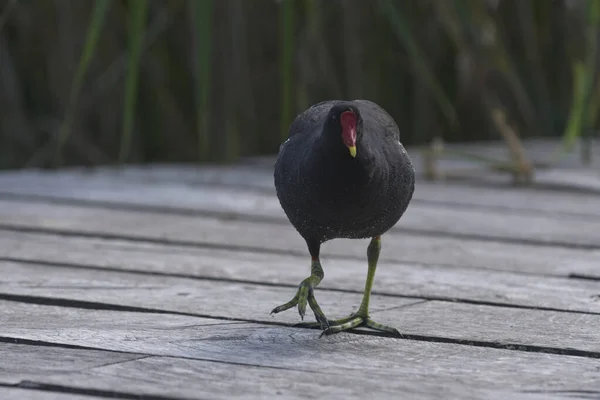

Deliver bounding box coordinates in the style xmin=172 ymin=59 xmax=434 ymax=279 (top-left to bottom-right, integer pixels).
xmin=321 ymin=236 xmax=401 ymax=337
xmin=270 ymin=257 xmax=329 ymax=328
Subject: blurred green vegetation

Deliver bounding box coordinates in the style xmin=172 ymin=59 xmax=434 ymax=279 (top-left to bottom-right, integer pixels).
xmin=0 ymin=0 xmax=598 ymax=169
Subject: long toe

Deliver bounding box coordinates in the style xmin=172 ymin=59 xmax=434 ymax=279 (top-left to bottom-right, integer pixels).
xmin=307 ymin=292 xmax=329 ymax=328
xmin=321 ymin=316 xmax=364 ymax=336
xmin=319 ymin=314 xmax=402 ymax=337
xmin=296 ymin=283 xmax=311 ymax=320
xmin=365 ymin=319 xmax=403 ymax=337
xmin=271 ymin=281 xmax=330 ymax=327
xmin=270 ymin=293 xmax=299 ymax=315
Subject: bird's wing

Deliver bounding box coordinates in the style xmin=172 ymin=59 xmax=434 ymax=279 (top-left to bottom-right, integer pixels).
xmin=287 ymin=100 xmax=342 ymax=138
xmin=353 ymin=99 xmax=400 ymax=142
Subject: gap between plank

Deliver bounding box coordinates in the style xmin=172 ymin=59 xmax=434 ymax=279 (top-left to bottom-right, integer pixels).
xmin=2 ymin=256 xmax=597 ymax=317
xmin=0 ymin=336 xmax=141 ymax=355
xmin=3 ymin=294 xmax=600 ymax=360
xmin=0 ymin=382 xmax=189 ymax=400
xmin=0 ymin=337 xmax=313 ymax=374
xmin=0 ymin=193 xmax=597 ymax=251
xmin=3 ymin=309 xmax=600 ymax=362
xmin=193 ymin=180 xmax=600 ymax=221
xmin=1 ymin=223 xmax=597 ymax=285
xmin=6 ymin=166 xmax=600 ymax=217
xmin=522 ymin=389 xmax=600 ymax=399
xmin=0 ymin=229 xmax=574 ymax=280
xmin=569 ymin=273 xmax=600 ymax=282
xmin=2 ymin=189 xmax=600 ymax=222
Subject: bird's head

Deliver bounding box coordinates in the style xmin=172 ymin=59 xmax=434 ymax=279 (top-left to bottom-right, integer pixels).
xmin=325 ymin=103 xmax=361 ymax=158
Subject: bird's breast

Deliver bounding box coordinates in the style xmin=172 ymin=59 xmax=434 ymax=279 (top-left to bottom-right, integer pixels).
xmin=274 ymin=138 xmax=414 ymax=242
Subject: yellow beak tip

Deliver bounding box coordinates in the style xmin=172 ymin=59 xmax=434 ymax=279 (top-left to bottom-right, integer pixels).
xmin=349 ymin=146 xmax=357 ymax=158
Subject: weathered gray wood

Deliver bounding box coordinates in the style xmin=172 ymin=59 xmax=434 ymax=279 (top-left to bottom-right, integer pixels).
xmin=391 ymin=300 xmax=600 ymax=353
xmin=182 ymin=138 xmax=600 ymax=170
xmin=0 ymin=260 xmax=421 ymax=325
xmin=3 ymin=261 xmax=600 ymax=354
xmin=41 ymin=356 xmax=571 ymax=400
xmin=0 ymin=177 xmax=598 ymax=248
xmin=244 ymin=153 xmax=600 ymax=193
xmin=0 ymin=302 xmax=242 ymax=356
xmin=533 ymin=168 xmax=600 ymax=192
xmin=417 ymin=182 xmax=600 ymax=217
xmin=1 ymin=204 xmax=599 ymax=280
xmin=0 ymin=388 xmax=105 ymax=400
xmin=1 ymin=302 xmax=599 ymax=399
xmin=1 ymin=172 xmax=600 ymax=249
xmin=0 ymin=343 xmax=567 ymax=400
xmin=16 ymin=137 xmax=598 ymax=182
xmin=423 ymin=137 xmax=600 ymax=168
xmin=1 ymin=156 xmax=599 ymax=400
xmin=245 ymin=137 xmax=600 ymax=182
xmin=2 ymin=168 xmax=600 ymax=218
xmin=0 ymin=342 xmax=142 ymax=384
xmin=2 ymin=240 xmax=600 ymax=313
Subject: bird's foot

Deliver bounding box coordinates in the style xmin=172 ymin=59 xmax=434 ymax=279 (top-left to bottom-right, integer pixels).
xmin=317 ymin=311 xmax=402 ymax=337
xmin=270 ymin=277 xmax=329 ymax=329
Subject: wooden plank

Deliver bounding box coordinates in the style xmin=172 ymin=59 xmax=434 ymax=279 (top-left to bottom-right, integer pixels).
xmin=2 ymin=234 xmax=600 ymax=313
xmin=1 ymin=302 xmax=599 ymax=399
xmin=2 ymin=261 xmax=600 ymax=353
xmin=242 ymin=156 xmax=600 ymax=194
xmin=2 ymin=168 xmax=600 ymax=219
xmin=39 ymin=356 xmax=570 ymax=400
xmin=0 ymin=260 xmax=422 ymax=325
xmin=15 ymin=137 xmax=599 ymax=182
xmin=242 ymin=138 xmax=600 ymax=189
xmin=0 ymin=178 xmax=598 ymax=248
xmin=0 ymin=344 xmax=567 ymax=400
xmin=0 ymin=302 xmax=242 ymax=357
xmin=0 ymin=203 xmax=599 ymax=279
xmin=3 ymin=170 xmax=600 ymax=244
xmin=533 ymin=168 xmax=600 ymax=192
xmin=0 ymin=341 xmax=142 ymax=385
xmin=417 ymin=182 xmax=600 ymax=218
xmin=0 ymin=388 xmax=106 ymax=400
xmin=428 ymin=137 xmax=600 ymax=168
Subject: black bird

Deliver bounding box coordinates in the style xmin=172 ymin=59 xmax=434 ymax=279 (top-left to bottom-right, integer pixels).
xmin=271 ymin=100 xmax=415 ymax=336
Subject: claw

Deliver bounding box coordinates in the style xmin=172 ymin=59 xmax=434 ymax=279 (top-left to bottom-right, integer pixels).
xmin=271 ymin=278 xmax=329 ymax=327
xmin=270 ymin=292 xmax=299 ymax=315
xmin=365 ymin=318 xmax=403 ymax=337
xmin=297 ymin=283 xmax=310 ymax=320
xmin=318 ymin=313 xmax=403 ymax=338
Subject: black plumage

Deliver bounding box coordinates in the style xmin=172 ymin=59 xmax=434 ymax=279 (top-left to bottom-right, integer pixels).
xmin=275 ymin=100 xmax=414 ymax=244
xmin=271 ymin=99 xmax=415 ymax=336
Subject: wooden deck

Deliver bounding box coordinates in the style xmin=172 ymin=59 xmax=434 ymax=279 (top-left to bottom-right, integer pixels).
xmin=1 ymin=140 xmax=600 ymax=399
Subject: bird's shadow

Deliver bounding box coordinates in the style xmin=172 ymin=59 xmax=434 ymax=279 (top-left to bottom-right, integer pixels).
xmin=173 ymin=323 xmax=392 ymax=368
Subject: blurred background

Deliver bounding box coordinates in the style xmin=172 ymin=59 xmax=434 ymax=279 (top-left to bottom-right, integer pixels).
xmin=0 ymin=0 xmax=598 ymax=170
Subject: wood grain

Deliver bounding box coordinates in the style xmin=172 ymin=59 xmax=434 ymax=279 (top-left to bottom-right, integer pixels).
xmin=2 ymin=160 xmax=599 ymax=400
xmin=242 ymin=138 xmax=600 ymax=189
xmin=0 ymin=236 xmax=600 ymax=312
xmin=1 ymin=173 xmax=599 ymax=247
xmin=0 ymin=341 xmax=141 ymax=384
xmin=2 ymin=165 xmax=599 ymax=218
xmin=0 ymin=388 xmax=106 ymax=400
xmin=43 ymin=355 xmax=574 ymax=400
xmin=2 ymin=235 xmax=600 ymax=312
xmin=2 ymin=261 xmax=600 ymax=354
xmin=0 ymin=260 xmax=422 ymax=325
xmin=1 ymin=302 xmax=599 ymax=398
xmin=0 ymin=343 xmax=567 ymax=400
xmin=0 ymin=204 xmax=599 ymax=279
